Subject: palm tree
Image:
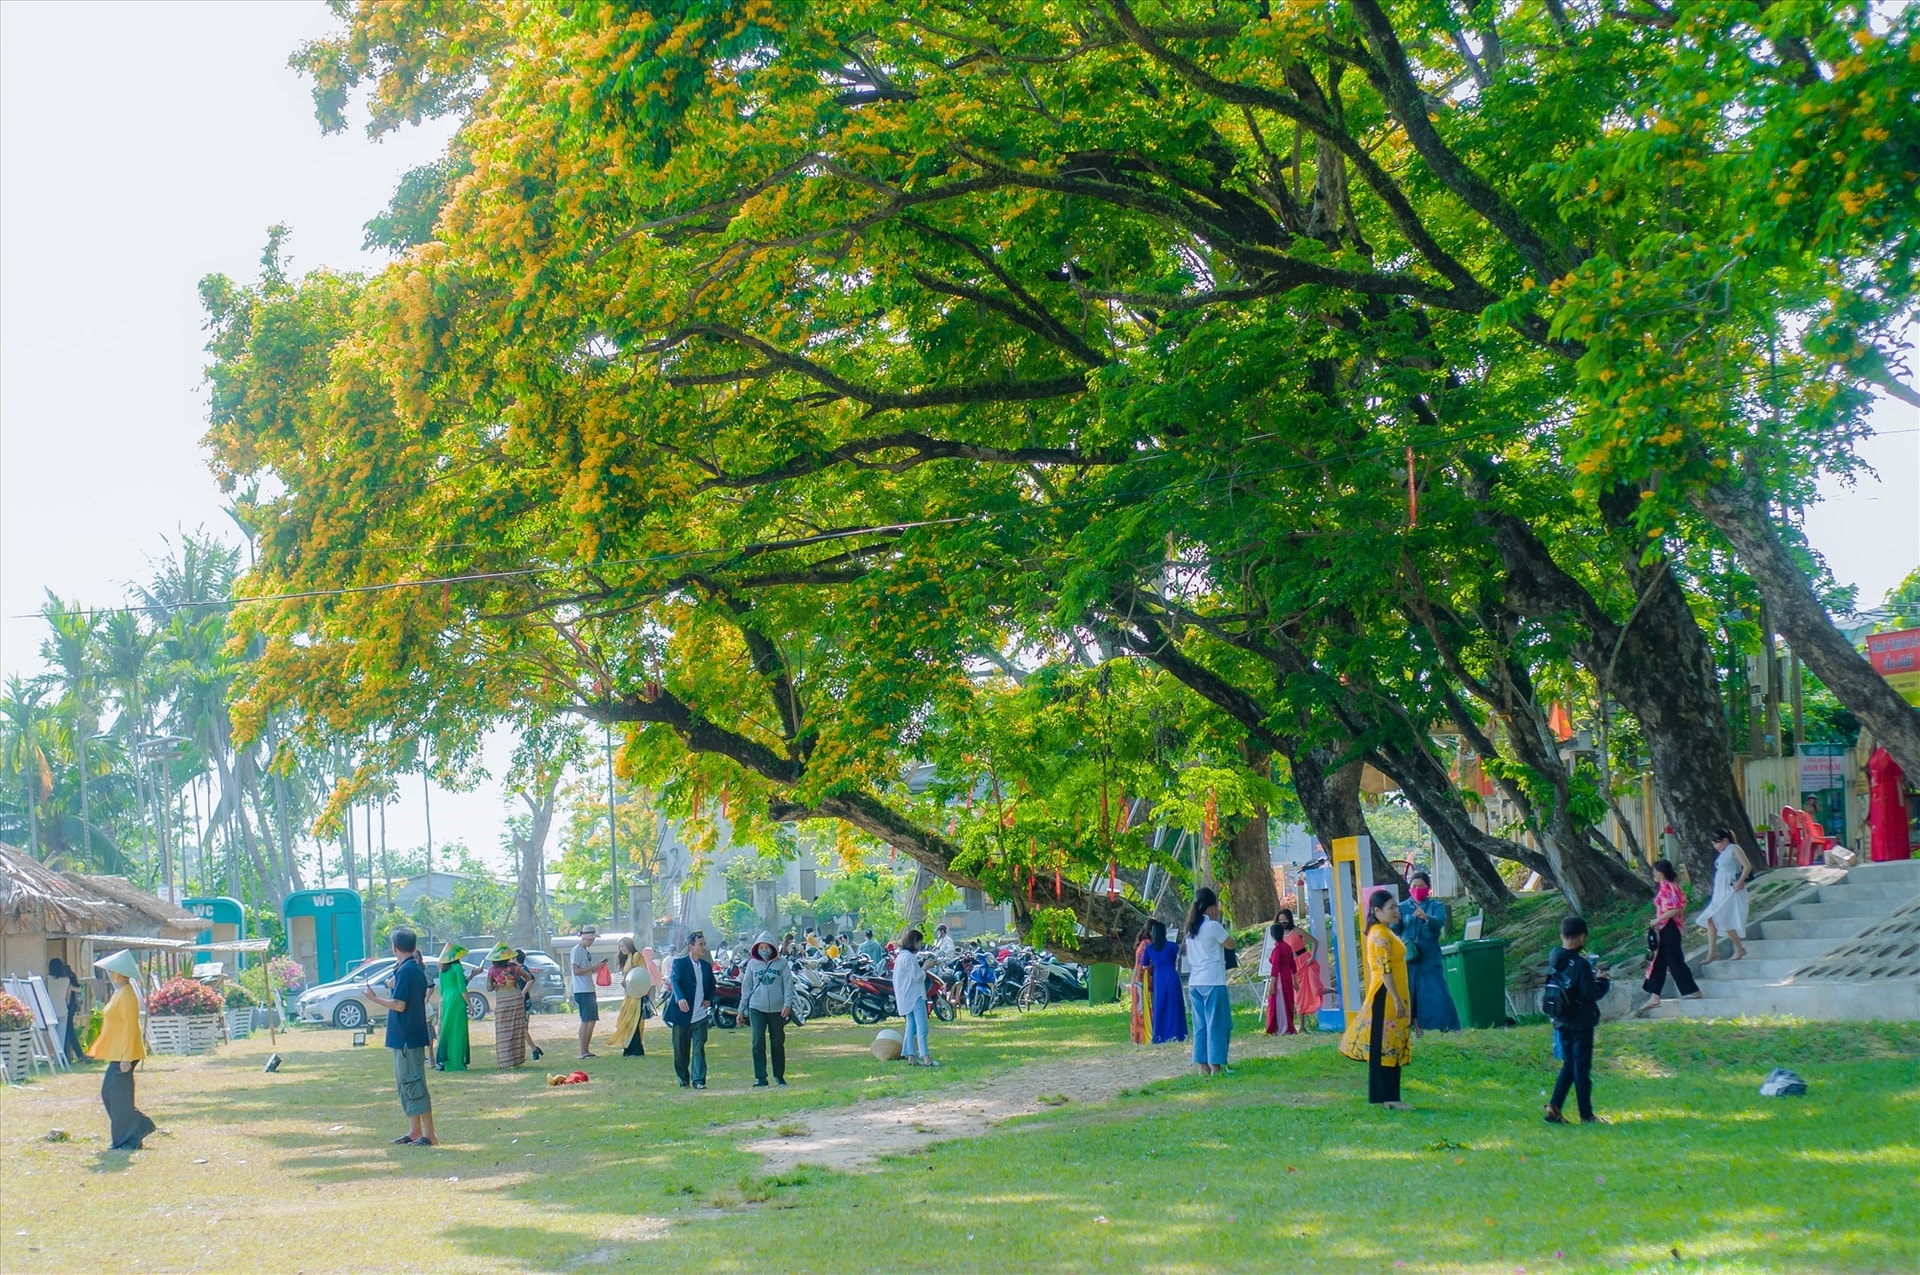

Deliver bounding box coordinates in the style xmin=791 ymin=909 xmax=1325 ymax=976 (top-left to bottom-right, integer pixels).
xmin=0 ymin=675 xmax=55 ymax=856
xmin=100 ymin=608 xmax=161 ymax=880
xmin=41 ymin=593 xmax=102 ymax=861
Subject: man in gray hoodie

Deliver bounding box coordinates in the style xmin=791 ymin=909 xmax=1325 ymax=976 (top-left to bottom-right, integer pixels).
xmin=742 ymin=931 xmax=793 ymax=1087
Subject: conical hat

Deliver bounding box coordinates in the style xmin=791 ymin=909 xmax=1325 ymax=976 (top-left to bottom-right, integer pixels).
xmin=94 ymin=949 xmax=142 ymax=981
xmin=438 ymin=941 xmax=469 ymax=965
xmin=486 ymin=943 xmax=514 ymax=963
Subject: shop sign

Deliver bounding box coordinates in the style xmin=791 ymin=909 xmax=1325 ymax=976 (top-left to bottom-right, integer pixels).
xmin=1865 ymin=628 xmax=1920 ymax=706
xmin=1799 ymin=744 xmax=1847 ymax=791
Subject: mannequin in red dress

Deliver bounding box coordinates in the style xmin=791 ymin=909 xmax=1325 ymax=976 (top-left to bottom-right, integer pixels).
xmin=1868 ymin=747 xmax=1912 ymax=862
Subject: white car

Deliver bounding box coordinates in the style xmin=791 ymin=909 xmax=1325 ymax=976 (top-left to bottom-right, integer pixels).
xmin=292 ymin=957 xmax=400 ymax=1029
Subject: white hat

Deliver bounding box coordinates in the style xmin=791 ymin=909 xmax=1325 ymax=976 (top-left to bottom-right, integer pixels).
xmin=94 ymin=949 xmax=141 ymax=981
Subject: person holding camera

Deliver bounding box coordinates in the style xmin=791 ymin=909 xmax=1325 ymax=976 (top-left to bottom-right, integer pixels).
xmin=361 ymin=928 xmax=437 ymax=1146
xmin=1543 ymin=915 xmax=1612 ymax=1125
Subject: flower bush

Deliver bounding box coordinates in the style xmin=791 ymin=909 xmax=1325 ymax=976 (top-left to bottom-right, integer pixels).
xmin=147 ymin=977 xmax=225 ymax=1017
xmin=0 ymin=990 xmax=32 ymax=1032
xmin=222 ymin=982 xmax=256 ymax=1009
xmin=267 ymin=955 xmax=305 ymax=993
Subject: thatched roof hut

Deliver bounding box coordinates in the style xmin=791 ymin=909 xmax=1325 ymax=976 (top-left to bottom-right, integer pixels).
xmin=0 ymin=842 xmax=120 ymax=977
xmin=0 ymin=843 xmax=118 ymax=936
xmin=62 ymin=872 xmax=201 ymax=941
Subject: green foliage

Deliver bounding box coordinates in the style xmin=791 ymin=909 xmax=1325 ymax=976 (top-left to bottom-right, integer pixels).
xmin=1883 ymin=568 xmax=1920 ymax=630
xmin=708 ymin=897 xmax=759 ymax=941
xmin=811 ymin=863 xmax=909 ymax=938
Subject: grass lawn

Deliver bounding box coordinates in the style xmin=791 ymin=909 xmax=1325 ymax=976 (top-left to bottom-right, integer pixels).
xmin=2 ymin=1004 xmax=1914 ymax=1273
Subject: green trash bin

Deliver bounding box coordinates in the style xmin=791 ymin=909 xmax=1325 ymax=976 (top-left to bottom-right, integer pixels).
xmin=1440 ymin=938 xmax=1511 ymax=1029
xmin=1085 ymin=962 xmax=1121 ymax=1005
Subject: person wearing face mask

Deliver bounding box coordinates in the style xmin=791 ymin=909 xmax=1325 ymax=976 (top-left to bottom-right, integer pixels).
xmin=1393 ymin=872 xmax=1461 ymax=1033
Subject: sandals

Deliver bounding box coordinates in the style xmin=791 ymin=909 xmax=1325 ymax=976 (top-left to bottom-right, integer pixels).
xmin=1543 ymin=1107 xmax=1570 ymax=1125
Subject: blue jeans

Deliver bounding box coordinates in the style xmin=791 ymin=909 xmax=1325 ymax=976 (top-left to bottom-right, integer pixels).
xmin=1189 ymin=985 xmax=1230 ymax=1066
xmin=901 ymin=998 xmax=929 ymax=1060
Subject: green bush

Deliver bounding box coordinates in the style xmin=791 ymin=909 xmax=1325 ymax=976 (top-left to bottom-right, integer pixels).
xmin=222 ymin=982 xmax=257 ymax=1009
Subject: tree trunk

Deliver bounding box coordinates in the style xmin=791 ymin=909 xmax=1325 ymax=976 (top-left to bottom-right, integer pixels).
xmin=903 ymin=864 xmax=934 ymax=926
xmin=510 ymin=789 xmax=556 ymax=948
xmin=1363 ymin=745 xmax=1517 ymax=916
xmin=1439 ymin=686 xmax=1650 ymax=912
xmin=1221 ymin=744 xmax=1281 ymax=927
xmin=1483 ymin=508 xmax=1754 ymax=888
xmin=1694 ymin=479 xmax=1920 ymax=778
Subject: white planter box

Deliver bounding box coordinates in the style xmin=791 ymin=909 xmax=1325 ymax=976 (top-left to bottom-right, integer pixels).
xmin=224 ymin=1008 xmax=253 ymax=1040
xmin=151 ymin=1014 xmax=223 ymax=1056
xmin=0 ymin=1028 xmax=32 ymax=1079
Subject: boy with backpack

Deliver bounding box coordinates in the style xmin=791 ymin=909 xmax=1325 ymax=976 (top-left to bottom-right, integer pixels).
xmin=1542 ymin=915 xmax=1611 ymax=1125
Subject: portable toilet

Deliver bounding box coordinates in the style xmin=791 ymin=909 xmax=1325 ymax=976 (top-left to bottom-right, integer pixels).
xmin=282 ymin=889 xmax=366 ymax=986
xmin=184 ymin=896 xmax=247 ymax=968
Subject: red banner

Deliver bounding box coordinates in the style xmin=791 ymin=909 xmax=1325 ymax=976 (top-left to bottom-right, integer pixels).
xmin=1866 ymin=627 xmax=1920 ymax=675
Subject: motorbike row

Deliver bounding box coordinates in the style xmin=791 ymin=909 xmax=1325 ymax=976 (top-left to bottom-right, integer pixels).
xmin=675 ymin=942 xmax=1093 ymax=1030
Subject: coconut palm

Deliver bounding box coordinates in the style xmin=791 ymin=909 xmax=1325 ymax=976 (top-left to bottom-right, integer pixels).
xmin=41 ymin=592 xmax=103 ymax=860
xmin=0 ymin=675 xmax=55 ymax=856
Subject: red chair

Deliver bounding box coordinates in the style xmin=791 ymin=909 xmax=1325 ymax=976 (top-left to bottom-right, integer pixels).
xmin=1780 ymin=806 xmax=1837 ymax=866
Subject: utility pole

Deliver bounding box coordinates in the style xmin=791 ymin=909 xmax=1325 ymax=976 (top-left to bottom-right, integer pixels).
xmin=422 ymin=739 xmax=434 ymax=933
xmin=1790 ymin=648 xmax=1806 ymax=753
xmin=607 ymin=709 xmax=620 ymax=933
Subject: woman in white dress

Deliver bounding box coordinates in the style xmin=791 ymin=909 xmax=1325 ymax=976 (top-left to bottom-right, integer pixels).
xmin=1696 ymin=826 xmax=1752 ymax=963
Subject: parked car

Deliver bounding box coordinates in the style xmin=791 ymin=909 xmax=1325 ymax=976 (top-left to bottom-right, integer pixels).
xmin=293 ymin=956 xmax=411 ymax=1029
xmin=462 ymin=951 xmax=567 ymax=1021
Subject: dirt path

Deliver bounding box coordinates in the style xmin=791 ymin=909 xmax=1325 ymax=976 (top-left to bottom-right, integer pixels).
xmin=740 ymin=1027 xmax=1305 ymax=1173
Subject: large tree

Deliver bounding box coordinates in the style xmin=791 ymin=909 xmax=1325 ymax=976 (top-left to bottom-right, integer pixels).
xmin=201 ymin=0 xmax=1918 ymax=946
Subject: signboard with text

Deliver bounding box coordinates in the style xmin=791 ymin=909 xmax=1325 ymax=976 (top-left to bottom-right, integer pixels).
xmin=1799 ymin=744 xmax=1847 ymax=792
xmin=1866 ymin=627 xmax=1920 ymax=706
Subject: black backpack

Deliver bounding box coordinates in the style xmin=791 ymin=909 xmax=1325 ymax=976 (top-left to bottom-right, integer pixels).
xmin=1541 ymin=956 xmax=1586 ymax=1024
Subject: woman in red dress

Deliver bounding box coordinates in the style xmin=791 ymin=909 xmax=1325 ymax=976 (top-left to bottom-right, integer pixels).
xmin=1264 ymin=912 xmax=1298 ymax=1035
xmin=1287 ymin=915 xmax=1325 ymax=1029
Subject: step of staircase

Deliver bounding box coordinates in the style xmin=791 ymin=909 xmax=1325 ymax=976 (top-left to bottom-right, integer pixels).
xmin=1755 ymin=917 xmax=1881 ymax=942
xmin=1846 ymin=859 xmax=1920 ymax=886
xmin=1816 ymin=881 xmax=1913 ymax=902
xmin=1653 ymin=980 xmax=1920 ymax=1020
xmin=1788 ymin=898 xmax=1898 ymax=920
xmin=1698 ymin=958 xmax=1801 ymax=982
xmin=1736 ymin=937 xmax=1844 ymax=961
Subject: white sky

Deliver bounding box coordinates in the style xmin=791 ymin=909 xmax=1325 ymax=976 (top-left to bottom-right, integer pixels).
xmin=1 ymin=2 xmax=1916 ymax=875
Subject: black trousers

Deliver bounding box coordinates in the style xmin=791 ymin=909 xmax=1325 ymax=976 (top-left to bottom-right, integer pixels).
xmin=748 ymin=1008 xmax=786 ymax=1082
xmin=101 ymin=1062 xmax=156 ymax=1151
xmin=671 ymin=1021 xmax=708 ymax=1086
xmin=1642 ymin=921 xmax=1700 ymax=997
xmin=1551 ymin=1027 xmax=1595 ymax=1119
xmin=1367 ymin=988 xmax=1401 ymax=1104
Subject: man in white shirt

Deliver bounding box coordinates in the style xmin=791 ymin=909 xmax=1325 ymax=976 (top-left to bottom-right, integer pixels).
xmin=933 ymin=924 xmax=956 ymax=958
xmin=570 ymin=924 xmax=608 ymax=1060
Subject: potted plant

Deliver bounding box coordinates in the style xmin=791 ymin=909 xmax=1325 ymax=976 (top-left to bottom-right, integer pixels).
xmin=221 ymin=982 xmax=256 ymax=1040
xmin=147 ymin=977 xmax=226 ymax=1055
xmin=0 ymin=990 xmax=33 ymax=1079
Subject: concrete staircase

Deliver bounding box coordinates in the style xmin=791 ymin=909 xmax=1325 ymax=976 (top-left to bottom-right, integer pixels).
xmin=1652 ymin=858 xmax=1920 ymax=1022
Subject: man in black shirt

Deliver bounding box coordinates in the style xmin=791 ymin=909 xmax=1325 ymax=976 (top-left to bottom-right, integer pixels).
xmin=364 ymin=928 xmax=437 ymax=1146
